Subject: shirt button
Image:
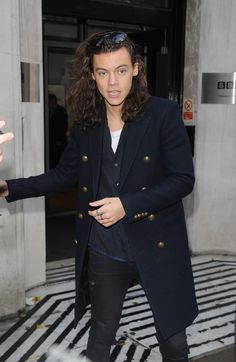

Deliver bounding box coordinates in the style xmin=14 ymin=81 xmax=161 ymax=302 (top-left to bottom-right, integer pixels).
xmin=157 ymin=241 xmax=165 ymax=249
xmin=148 ymin=214 xmax=156 ymax=221
xmin=116 ymin=182 xmax=119 ymax=186
xmin=81 ymin=155 xmax=88 ymax=162
xmin=114 ymin=162 xmax=118 ymax=167
xmin=143 ymin=155 xmax=150 ymax=163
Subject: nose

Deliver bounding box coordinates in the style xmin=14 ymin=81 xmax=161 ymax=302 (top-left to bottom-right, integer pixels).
xmin=108 ymin=72 xmax=118 ymax=85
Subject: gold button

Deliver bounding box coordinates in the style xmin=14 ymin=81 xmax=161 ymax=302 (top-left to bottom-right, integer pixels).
xmin=81 ymin=155 xmax=88 ymax=162
xmin=148 ymin=214 xmax=155 ymax=221
xmin=141 ymin=186 xmax=147 ymax=190
xmin=145 ymin=212 xmax=148 ymax=216
xmin=134 ymin=215 xmax=138 ymax=220
xmin=157 ymin=241 xmax=165 ymax=249
xmin=78 ymin=213 xmax=83 ymax=219
xmin=143 ymin=155 xmax=150 ymax=163
xmin=137 ymin=214 xmax=141 ymax=218
xmin=82 ymin=186 xmax=88 ymax=192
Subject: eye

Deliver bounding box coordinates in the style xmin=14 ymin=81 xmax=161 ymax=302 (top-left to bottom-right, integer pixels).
xmin=118 ymin=68 xmax=127 ymax=75
xmin=97 ymin=70 xmax=107 ymax=77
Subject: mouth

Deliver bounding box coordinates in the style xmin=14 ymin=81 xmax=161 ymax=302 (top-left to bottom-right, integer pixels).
xmin=107 ymin=90 xmax=121 ymax=98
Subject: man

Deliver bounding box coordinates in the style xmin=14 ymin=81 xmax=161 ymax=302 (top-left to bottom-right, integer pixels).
xmin=0 ymin=31 xmax=198 ymax=361
xmin=0 ymin=120 xmax=14 ymax=163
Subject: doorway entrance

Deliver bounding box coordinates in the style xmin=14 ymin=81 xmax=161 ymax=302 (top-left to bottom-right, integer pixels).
xmin=42 ymin=3 xmax=186 ymax=261
xmin=43 ymin=40 xmax=78 ymax=261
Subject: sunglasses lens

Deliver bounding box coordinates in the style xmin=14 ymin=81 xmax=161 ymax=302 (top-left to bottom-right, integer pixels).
xmin=110 ymin=32 xmax=127 ymax=44
xmin=90 ymin=32 xmax=127 ymax=50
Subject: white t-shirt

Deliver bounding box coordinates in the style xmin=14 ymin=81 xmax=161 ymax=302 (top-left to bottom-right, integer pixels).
xmin=110 ymin=128 xmax=122 ymax=153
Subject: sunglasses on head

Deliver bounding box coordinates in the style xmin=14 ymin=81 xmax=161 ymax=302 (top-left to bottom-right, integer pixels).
xmin=89 ymin=31 xmax=128 ymax=50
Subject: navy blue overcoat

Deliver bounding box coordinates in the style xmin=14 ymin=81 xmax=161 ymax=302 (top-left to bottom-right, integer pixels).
xmin=7 ymin=97 xmax=198 ymax=339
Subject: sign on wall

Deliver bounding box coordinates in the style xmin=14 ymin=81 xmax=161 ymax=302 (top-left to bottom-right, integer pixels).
xmin=201 ymin=72 xmax=236 ymax=104
xmin=21 ymin=62 xmax=40 ymax=102
xmin=183 ymin=98 xmax=193 ymax=121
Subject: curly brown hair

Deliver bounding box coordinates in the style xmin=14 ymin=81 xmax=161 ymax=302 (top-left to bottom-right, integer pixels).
xmin=67 ymin=31 xmax=151 ymax=127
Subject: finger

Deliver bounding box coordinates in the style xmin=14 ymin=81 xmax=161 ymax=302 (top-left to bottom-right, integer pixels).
xmin=88 ymin=209 xmax=105 ymax=218
xmin=0 ymin=132 xmax=14 ymax=144
xmin=88 ymin=211 xmax=108 ymax=222
xmin=89 ymin=198 xmax=107 ymax=207
xmin=99 ymin=216 xmax=114 ymax=224
xmin=96 ymin=215 xmax=110 ymax=223
xmin=0 ymin=120 xmax=6 ymax=128
xmin=93 ymin=213 xmax=112 ymax=224
xmin=88 ymin=210 xmax=96 ymax=217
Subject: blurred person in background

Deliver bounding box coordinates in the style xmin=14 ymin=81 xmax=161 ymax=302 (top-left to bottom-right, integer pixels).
xmin=48 ymin=93 xmax=68 ymax=168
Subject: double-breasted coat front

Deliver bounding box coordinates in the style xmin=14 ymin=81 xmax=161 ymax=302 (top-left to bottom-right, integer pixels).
xmin=7 ymin=97 xmax=199 ymax=339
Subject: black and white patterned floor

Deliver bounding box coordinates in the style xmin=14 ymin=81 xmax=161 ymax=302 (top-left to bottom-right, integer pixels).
xmin=0 ymin=255 xmax=235 ymax=362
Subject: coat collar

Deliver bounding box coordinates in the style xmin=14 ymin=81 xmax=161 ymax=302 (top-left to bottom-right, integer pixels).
xmin=118 ymin=112 xmax=151 ymax=190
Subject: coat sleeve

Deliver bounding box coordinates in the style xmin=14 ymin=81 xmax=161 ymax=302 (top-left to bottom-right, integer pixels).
xmin=6 ymin=124 xmax=81 ymax=202
xmin=120 ymin=101 xmax=195 ymax=223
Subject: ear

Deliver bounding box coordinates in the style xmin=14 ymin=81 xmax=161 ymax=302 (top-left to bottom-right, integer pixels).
xmin=91 ymin=72 xmax=95 ymax=80
xmin=133 ymin=62 xmax=139 ymax=77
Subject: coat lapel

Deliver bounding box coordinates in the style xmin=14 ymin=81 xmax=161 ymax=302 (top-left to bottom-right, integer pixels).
xmin=88 ymin=104 xmax=151 ymax=196
xmin=119 ymin=113 xmax=151 ymax=190
xmin=88 ymin=122 xmax=105 ymax=198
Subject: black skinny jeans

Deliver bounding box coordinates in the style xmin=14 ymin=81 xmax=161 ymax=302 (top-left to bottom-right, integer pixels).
xmin=86 ymin=251 xmax=189 ymax=362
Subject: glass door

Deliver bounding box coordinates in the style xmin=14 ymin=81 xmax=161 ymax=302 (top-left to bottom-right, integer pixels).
xmin=44 ymin=41 xmax=78 ymax=261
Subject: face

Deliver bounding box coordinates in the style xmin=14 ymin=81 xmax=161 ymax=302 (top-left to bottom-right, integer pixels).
xmin=92 ymin=47 xmax=139 ymax=111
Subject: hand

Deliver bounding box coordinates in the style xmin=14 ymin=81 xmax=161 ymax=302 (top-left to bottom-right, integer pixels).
xmin=0 ymin=120 xmax=14 ymax=163
xmin=0 ymin=181 xmax=8 ymax=197
xmin=88 ymin=197 xmax=126 ymax=227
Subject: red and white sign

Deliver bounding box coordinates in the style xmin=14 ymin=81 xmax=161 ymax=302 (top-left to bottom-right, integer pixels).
xmin=183 ymin=98 xmax=193 ymax=121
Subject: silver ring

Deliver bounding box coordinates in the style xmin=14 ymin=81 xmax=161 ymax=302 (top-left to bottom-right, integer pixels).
xmin=96 ymin=209 xmax=103 ymax=217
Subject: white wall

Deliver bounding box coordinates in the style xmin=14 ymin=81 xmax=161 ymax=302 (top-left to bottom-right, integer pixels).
xmin=19 ymin=0 xmax=46 ymax=289
xmin=184 ymin=0 xmax=236 ymax=255
xmin=0 ymin=0 xmax=45 ymax=318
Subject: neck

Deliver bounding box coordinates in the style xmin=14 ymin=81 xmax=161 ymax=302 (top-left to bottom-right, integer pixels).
xmin=106 ymin=104 xmax=124 ymax=132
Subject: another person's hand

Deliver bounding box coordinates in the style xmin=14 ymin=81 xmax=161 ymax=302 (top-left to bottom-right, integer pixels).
xmin=88 ymin=197 xmax=125 ymax=227
xmin=0 ymin=120 xmax=14 ymax=163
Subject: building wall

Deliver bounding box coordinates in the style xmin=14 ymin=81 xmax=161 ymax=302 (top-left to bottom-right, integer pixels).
xmin=184 ymin=0 xmax=236 ymax=255
xmin=0 ymin=0 xmax=45 ymax=318
xmin=19 ymin=0 xmax=45 ymax=290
